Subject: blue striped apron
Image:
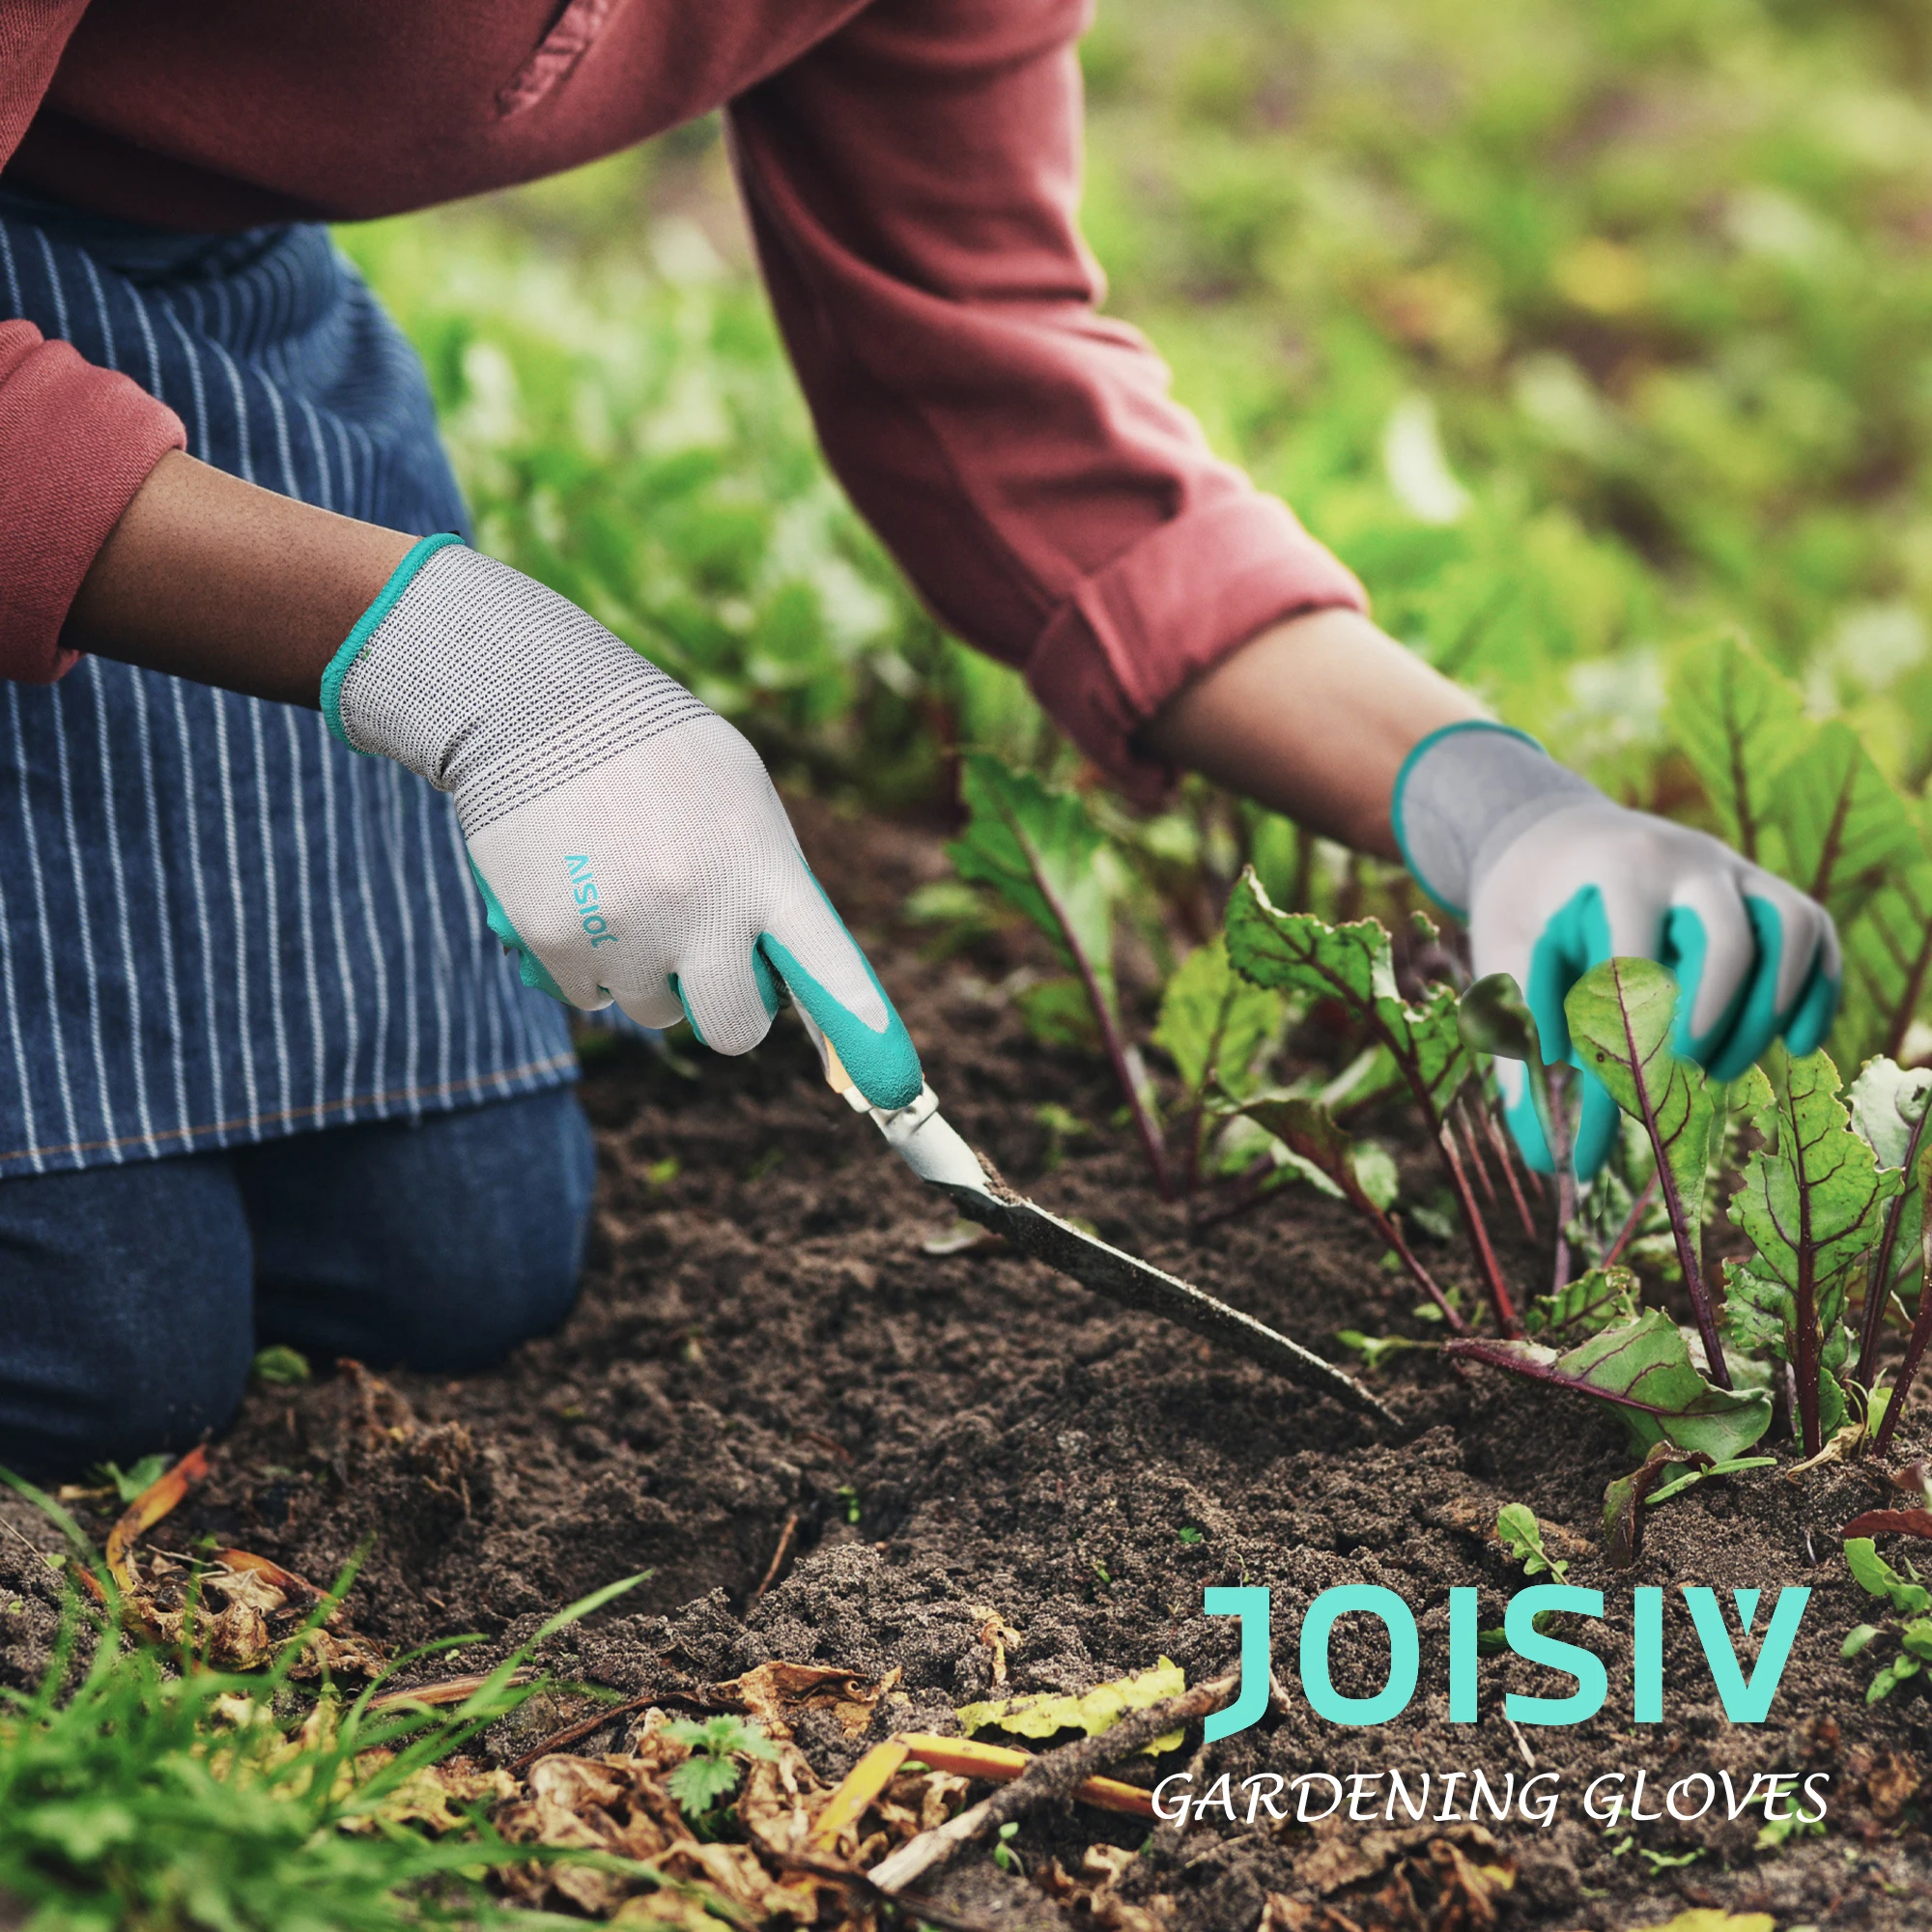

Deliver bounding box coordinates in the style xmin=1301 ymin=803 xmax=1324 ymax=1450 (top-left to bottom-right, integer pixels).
xmin=0 ymin=190 xmax=576 ymax=1179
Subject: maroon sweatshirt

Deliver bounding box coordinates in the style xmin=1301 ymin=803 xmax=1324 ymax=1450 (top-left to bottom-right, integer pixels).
xmin=0 ymin=0 xmax=1364 ymax=795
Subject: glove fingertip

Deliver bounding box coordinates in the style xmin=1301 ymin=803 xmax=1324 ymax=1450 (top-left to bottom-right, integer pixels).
xmin=1783 ymin=971 xmax=1840 ymax=1060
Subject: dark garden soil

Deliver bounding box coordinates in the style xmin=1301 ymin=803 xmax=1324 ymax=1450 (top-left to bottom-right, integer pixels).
xmin=5 ymin=797 xmax=1932 ymax=1930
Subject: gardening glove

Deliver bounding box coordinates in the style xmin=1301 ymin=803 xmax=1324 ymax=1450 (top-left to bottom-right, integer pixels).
xmin=321 ymin=533 xmax=923 ymax=1108
xmin=1393 ymin=720 xmax=1839 ymax=1179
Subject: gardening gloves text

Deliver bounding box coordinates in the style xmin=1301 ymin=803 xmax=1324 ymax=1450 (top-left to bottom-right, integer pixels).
xmin=322 ymin=535 xmax=923 ymax=1109
xmin=1393 ymin=721 xmax=1839 ymax=1180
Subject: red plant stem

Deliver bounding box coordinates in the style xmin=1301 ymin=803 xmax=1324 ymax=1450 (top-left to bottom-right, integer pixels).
xmin=1381 ymin=1216 xmax=1467 ymax=1334
xmin=1543 ymin=1065 xmax=1576 ymax=1298
xmin=1857 ymin=1105 xmax=1930 ymax=1394
xmin=1793 ymin=1204 xmax=1822 ymax=1459
xmin=1478 ymin=1101 xmax=1539 ymax=1241
xmin=1605 ymin=968 xmax=1728 ymax=1390
xmin=1023 ymin=847 xmax=1171 ymax=1199
xmin=1437 ymin=1122 xmax=1520 ymax=1336
xmin=1456 ymin=1104 xmax=1497 ymax=1205
xmin=1874 ymin=1285 xmax=1932 ymax=1460
xmin=1602 ymin=1171 xmax=1659 ymax=1270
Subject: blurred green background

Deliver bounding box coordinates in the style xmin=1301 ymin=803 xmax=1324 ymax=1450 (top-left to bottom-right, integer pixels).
xmin=342 ymin=0 xmax=1932 ymax=816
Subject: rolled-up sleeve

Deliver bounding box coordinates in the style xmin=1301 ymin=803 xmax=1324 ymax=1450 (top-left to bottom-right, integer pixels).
xmin=0 ymin=322 xmax=185 ymax=682
xmin=727 ymin=0 xmax=1365 ymax=801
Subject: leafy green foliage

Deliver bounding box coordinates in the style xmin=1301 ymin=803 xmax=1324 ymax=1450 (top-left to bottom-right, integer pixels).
xmin=1152 ymin=937 xmax=1283 ymax=1105
xmin=1448 ymin=1310 xmax=1773 ymax=1463
xmin=1848 ymin=1059 xmax=1932 ymax=1309
xmin=1495 ymin=1503 xmax=1568 ymax=1584
xmin=1668 ymin=633 xmax=1810 ymax=865
xmin=1524 ymin=1267 xmax=1638 ymax=1339
xmin=1226 ymin=877 xmax=1472 ymax=1128
xmin=1843 ymin=1537 xmax=1932 ymax=1703
xmin=664 ymin=1714 xmax=780 ymax=1822
xmin=250 ymin=1346 xmax=313 ymax=1389
xmin=0 ymin=1575 xmax=648 ymax=1929
xmin=1725 ymin=1050 xmax=1902 ymax=1453
xmin=1564 ymin=957 xmax=1727 ymax=1379
xmin=88 ymin=1455 xmax=168 ymax=1505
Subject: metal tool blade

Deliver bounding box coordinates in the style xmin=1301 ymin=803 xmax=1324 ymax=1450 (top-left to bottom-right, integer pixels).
xmin=804 ymin=1025 xmax=1391 ymax=1425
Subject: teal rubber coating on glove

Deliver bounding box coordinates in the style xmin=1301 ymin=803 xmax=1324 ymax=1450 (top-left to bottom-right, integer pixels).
xmin=760 ymin=873 xmax=921 ymax=1109
xmin=668 ymin=974 xmax=702 ymax=1045
xmin=1390 ymin=720 xmax=1549 ymax=920
xmin=320 ymin=532 xmax=465 ymax=748
xmin=1499 ymin=1065 xmax=1554 ymax=1174
xmin=1786 ymin=959 xmax=1840 ymax=1060
xmin=1706 ymin=896 xmax=1787 ymax=1084
xmin=466 ymin=856 xmax=567 ymax=1002
xmin=1522 ymin=884 xmax=1620 ymax=1180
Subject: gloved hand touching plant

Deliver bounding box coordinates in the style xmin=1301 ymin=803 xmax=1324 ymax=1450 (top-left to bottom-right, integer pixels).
xmin=1393 ymin=721 xmax=1839 ymax=1179
xmin=322 ymin=533 xmax=923 ymax=1109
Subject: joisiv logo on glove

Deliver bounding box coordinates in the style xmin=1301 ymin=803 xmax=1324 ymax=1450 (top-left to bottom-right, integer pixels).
xmin=566 ymin=855 xmax=618 ymax=947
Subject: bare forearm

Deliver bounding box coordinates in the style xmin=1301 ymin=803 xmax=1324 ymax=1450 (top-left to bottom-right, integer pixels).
xmin=64 ymin=451 xmax=416 ymax=706
xmin=1141 ymin=607 xmax=1482 ymax=860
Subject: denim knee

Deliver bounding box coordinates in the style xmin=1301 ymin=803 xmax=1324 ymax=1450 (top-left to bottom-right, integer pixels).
xmin=242 ymin=1086 xmax=595 ymax=1374
xmin=0 ymin=1157 xmax=255 ymax=1479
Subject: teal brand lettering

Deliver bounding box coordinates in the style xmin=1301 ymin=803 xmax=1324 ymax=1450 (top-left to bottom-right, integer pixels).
xmin=566 ymin=855 xmax=618 ymax=947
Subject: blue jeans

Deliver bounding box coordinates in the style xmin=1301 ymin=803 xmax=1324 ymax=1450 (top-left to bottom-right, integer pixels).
xmin=0 ymin=1089 xmax=594 ymax=1479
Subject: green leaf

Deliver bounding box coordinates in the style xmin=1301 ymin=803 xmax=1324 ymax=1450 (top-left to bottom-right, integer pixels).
xmin=1843 ymin=1623 xmax=1882 ymax=1658
xmin=956 ymin=1658 xmax=1187 ymax=1756
xmin=1727 ymin=1050 xmax=1900 ymax=1447
xmin=949 ymin=755 xmax=1122 ymax=1021
xmin=1226 ymin=872 xmax=1472 ymax=1124
xmin=249 ymin=1345 xmax=312 ymax=1388
xmin=1152 ymin=936 xmax=1284 ymax=1102
xmin=1014 ymin=976 xmax=1102 ymax=1052
xmin=1238 ymin=1096 xmax=1400 ymax=1215
xmin=1448 ymin=1309 xmax=1773 ymax=1461
xmin=1835 ymin=849 xmax=1932 ymax=1068
xmin=1495 ymin=1502 xmax=1567 ymax=1581
xmin=1762 ymin=720 xmax=1925 ymax=930
xmin=1846 ymin=1055 xmax=1932 ymax=1304
xmin=1668 ymin=629 xmax=1809 ymax=862
xmin=1563 ymin=957 xmax=1718 ymax=1237
xmin=1525 ymin=1266 xmax=1640 ymax=1338
xmin=666 ymin=1751 xmax=743 ymax=1818
xmin=1844 ymin=1537 xmax=1932 ymax=1614
xmin=1457 ymin=972 xmax=1546 ymax=1066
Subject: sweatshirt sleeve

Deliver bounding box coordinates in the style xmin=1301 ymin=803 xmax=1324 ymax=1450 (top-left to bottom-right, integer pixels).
xmin=726 ymin=0 xmax=1366 ymax=803
xmin=2 ymin=4 xmax=187 ymax=682
xmin=0 ymin=323 xmax=186 ymax=681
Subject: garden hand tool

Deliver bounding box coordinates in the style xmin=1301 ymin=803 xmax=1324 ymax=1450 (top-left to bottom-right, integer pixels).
xmin=325 ymin=534 xmax=924 ymax=1109
xmin=795 ymin=1008 xmax=1393 ymax=1426
xmin=1393 ymin=720 xmax=1840 ymax=1179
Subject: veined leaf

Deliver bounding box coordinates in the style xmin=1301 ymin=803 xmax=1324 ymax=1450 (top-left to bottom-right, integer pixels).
xmin=1225 ymin=872 xmax=1473 ymax=1124
xmin=1847 ymin=1056 xmax=1932 ymax=1308
xmin=1762 ymin=720 xmax=1923 ymax=931
xmin=1668 ymin=630 xmax=1808 ymax=862
xmin=1525 ymin=1265 xmax=1639 ymax=1338
xmin=1153 ymin=936 xmax=1284 ymax=1102
xmin=1239 ymin=1096 xmax=1400 ymax=1214
xmin=1727 ymin=1050 xmax=1901 ymax=1455
xmin=1564 ymin=957 xmax=1726 ymax=1379
xmin=1447 ymin=1308 xmax=1773 ymax=1462
xmin=949 ymin=755 xmax=1122 ymax=1019
xmin=1835 ymin=839 xmax=1932 ymax=1068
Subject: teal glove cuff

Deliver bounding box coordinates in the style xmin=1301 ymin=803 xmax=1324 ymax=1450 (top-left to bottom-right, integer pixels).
xmin=1391 ymin=721 xmax=1590 ymax=920
xmin=320 ymin=532 xmax=466 ymax=748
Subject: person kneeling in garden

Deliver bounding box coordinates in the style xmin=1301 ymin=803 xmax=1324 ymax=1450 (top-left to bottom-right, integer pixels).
xmin=0 ymin=0 xmax=1839 ymax=1474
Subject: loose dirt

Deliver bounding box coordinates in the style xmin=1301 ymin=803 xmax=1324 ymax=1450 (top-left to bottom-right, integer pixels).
xmin=4 ymin=798 xmax=1928 ymax=1929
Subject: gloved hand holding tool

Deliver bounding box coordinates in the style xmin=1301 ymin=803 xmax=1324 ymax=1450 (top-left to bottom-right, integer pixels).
xmin=1393 ymin=720 xmax=1840 ymax=1179
xmin=325 ymin=536 xmax=1389 ymax=1423
xmin=324 ymin=533 xmax=924 ymax=1112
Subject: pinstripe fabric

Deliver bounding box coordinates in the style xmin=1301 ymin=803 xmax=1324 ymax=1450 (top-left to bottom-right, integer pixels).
xmin=0 ymin=198 xmax=575 ymax=1179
